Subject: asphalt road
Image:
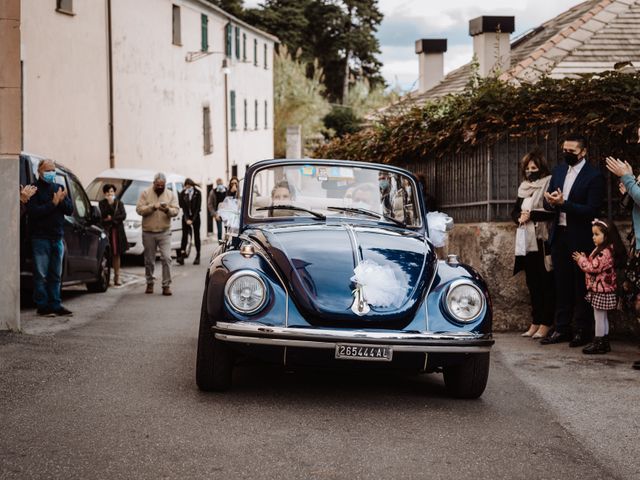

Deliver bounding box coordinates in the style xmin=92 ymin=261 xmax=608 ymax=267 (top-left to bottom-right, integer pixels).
xmin=2 ymin=244 xmax=639 ymax=479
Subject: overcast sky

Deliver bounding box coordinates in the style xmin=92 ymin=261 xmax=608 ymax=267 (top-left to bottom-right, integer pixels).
xmin=245 ymin=0 xmax=586 ymax=91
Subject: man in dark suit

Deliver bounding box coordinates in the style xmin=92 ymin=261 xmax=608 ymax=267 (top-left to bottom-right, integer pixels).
xmin=541 ymin=134 xmax=605 ymax=347
xmin=177 ymin=178 xmax=202 ymax=265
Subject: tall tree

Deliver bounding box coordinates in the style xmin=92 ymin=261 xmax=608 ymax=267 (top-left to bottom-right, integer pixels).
xmin=273 ymin=46 xmax=331 ymax=157
xmin=248 ymin=0 xmax=384 ymax=103
xmin=206 ymin=0 xmax=245 ymax=18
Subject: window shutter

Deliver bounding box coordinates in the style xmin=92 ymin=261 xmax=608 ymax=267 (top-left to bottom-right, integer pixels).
xmin=264 ymin=101 xmax=268 ymax=129
xmin=230 ymin=91 xmax=236 ymax=130
xmin=254 ymin=39 xmax=258 ymax=66
xmin=235 ymin=27 xmax=240 ymax=59
xmin=243 ymin=99 xmax=248 ymax=130
xmin=225 ymin=23 xmax=232 ymax=57
xmin=264 ymin=44 xmax=268 ymax=69
xmin=201 ymin=14 xmax=208 ymax=52
xmin=242 ymin=33 xmax=247 ymax=61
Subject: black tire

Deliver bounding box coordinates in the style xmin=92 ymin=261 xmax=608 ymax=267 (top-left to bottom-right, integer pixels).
xmin=443 ymin=353 xmax=490 ymax=399
xmin=196 ymin=290 xmax=234 ymax=392
xmin=86 ymin=251 xmax=110 ymax=293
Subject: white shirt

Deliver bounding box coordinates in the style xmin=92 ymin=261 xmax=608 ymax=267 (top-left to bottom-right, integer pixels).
xmin=558 ymin=158 xmax=586 ymax=226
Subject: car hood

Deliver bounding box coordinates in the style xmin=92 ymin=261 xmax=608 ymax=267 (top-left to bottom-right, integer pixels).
xmin=245 ymin=223 xmax=436 ymax=328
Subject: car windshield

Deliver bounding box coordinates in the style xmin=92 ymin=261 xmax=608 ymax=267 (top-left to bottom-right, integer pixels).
xmin=86 ymin=178 xmax=152 ymax=205
xmin=248 ymin=164 xmax=421 ymax=227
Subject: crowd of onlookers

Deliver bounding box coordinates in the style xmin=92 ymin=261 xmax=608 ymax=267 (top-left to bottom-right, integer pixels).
xmin=513 ymin=131 xmax=640 ymax=370
xmin=19 ymin=132 xmax=640 ymax=370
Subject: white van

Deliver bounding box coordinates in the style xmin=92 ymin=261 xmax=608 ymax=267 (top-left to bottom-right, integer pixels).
xmin=86 ymin=169 xmax=186 ymax=256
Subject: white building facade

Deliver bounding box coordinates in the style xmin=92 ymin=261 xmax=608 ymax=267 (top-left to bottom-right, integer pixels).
xmin=21 ymin=0 xmax=276 ymax=187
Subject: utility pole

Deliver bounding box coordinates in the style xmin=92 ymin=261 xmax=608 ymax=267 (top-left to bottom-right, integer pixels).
xmin=0 ymin=0 xmax=22 ymax=331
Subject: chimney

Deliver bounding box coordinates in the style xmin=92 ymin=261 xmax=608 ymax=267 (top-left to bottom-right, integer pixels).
xmin=468 ymin=16 xmax=515 ymax=77
xmin=415 ymin=39 xmax=447 ymax=93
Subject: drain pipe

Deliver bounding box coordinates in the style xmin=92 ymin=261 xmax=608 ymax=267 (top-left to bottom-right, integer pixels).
xmin=106 ymin=0 xmax=115 ymax=168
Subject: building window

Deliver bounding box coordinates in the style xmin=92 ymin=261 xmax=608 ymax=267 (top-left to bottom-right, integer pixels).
xmin=264 ymin=100 xmax=268 ymax=129
xmin=253 ymin=39 xmax=258 ymax=66
xmin=56 ymin=0 xmax=74 ymax=15
xmin=254 ymin=100 xmax=258 ymax=130
xmin=203 ymin=107 xmax=212 ymax=154
xmin=225 ymin=23 xmax=232 ymax=57
xmin=242 ymin=33 xmax=247 ymax=61
xmin=230 ymin=91 xmax=236 ymax=130
xmin=201 ymin=14 xmax=208 ymax=52
xmin=243 ymin=99 xmax=248 ymax=130
xmin=235 ymin=27 xmax=240 ymax=59
xmin=264 ymin=43 xmax=268 ymax=69
xmin=172 ymin=5 xmax=181 ymax=46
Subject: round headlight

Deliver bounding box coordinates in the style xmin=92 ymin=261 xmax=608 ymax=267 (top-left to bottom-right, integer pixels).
xmin=445 ymin=281 xmax=484 ymax=323
xmin=225 ymin=271 xmax=267 ymax=314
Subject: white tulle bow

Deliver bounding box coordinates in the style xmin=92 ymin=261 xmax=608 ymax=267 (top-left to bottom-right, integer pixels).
xmin=350 ymin=260 xmax=407 ymax=314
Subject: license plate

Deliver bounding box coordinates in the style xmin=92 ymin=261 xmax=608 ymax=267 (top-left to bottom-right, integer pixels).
xmin=335 ymin=344 xmax=392 ymax=362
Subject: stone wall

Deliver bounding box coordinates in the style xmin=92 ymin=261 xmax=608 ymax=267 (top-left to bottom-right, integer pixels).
xmin=446 ymin=222 xmax=640 ymax=338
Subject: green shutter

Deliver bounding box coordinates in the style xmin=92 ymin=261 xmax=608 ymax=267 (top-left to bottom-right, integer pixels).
xmin=201 ymin=14 xmax=208 ymax=52
xmin=254 ymin=100 xmax=258 ymax=129
xmin=264 ymin=100 xmax=268 ymax=129
xmin=230 ymin=90 xmax=236 ymax=130
xmin=263 ymin=43 xmax=268 ymax=68
xmin=243 ymin=99 xmax=247 ymax=130
xmin=235 ymin=27 xmax=240 ymax=59
xmin=225 ymin=23 xmax=232 ymax=57
xmin=242 ymin=33 xmax=247 ymax=61
xmin=254 ymin=39 xmax=258 ymax=66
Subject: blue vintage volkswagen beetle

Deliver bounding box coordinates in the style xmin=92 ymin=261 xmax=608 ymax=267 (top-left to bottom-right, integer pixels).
xmin=196 ymin=159 xmax=494 ymax=398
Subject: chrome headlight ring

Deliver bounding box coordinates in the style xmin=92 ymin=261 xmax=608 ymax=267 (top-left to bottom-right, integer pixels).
xmin=445 ymin=279 xmax=485 ymax=323
xmin=224 ymin=270 xmax=268 ymax=315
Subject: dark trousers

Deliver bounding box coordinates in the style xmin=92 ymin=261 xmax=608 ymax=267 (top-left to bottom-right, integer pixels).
xmin=180 ymin=216 xmax=201 ymax=257
xmin=522 ymin=241 xmax=555 ymax=326
xmin=215 ymin=217 xmax=223 ymax=241
xmin=550 ymin=227 xmax=593 ymax=334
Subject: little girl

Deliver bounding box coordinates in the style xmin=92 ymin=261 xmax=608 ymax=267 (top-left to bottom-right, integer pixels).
xmin=572 ymin=218 xmax=626 ymax=354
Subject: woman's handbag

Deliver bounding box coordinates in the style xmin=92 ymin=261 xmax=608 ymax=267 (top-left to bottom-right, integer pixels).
xmin=542 ymin=241 xmax=553 ymax=272
xmin=515 ymin=226 xmax=527 ymax=257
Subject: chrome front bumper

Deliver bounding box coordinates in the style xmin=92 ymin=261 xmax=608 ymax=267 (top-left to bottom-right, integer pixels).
xmin=213 ymin=322 xmax=494 ymax=353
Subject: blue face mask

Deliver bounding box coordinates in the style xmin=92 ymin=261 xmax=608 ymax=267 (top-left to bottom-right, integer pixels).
xmin=379 ymin=180 xmax=389 ymax=191
xmin=42 ymin=171 xmax=56 ymax=183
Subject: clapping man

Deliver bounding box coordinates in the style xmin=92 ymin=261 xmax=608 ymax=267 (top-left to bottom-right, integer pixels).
xmin=541 ymin=134 xmax=605 ymax=347
xmin=26 ymin=160 xmax=73 ymax=317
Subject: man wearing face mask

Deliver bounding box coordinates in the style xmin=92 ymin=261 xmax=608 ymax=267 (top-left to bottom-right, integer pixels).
xmin=177 ymin=178 xmax=202 ymax=265
xmin=26 ymin=159 xmax=74 ymax=317
xmin=542 ymin=134 xmax=605 ymax=347
xmin=136 ymin=172 xmax=180 ymax=295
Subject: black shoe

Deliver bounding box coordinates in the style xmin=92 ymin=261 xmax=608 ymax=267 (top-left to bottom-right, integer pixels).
xmin=569 ymin=330 xmax=591 ymax=348
xmin=52 ymin=306 xmax=73 ymax=317
xmin=193 ymin=256 xmax=200 ymax=265
xmin=36 ymin=307 xmax=55 ymax=317
xmin=632 ymin=360 xmax=640 ymax=370
xmin=582 ymin=337 xmax=607 ymax=354
xmin=177 ymin=255 xmax=185 ymax=266
xmin=602 ymin=334 xmax=611 ymax=353
xmin=540 ymin=331 xmax=571 ymax=345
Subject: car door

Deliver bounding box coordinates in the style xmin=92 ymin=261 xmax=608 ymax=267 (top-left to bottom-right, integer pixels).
xmin=54 ymin=173 xmax=83 ymax=282
xmin=66 ymin=174 xmax=97 ymax=279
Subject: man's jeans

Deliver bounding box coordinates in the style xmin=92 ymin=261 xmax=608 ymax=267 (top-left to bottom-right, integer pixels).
xmin=32 ymin=237 xmax=64 ymax=310
xmin=215 ymin=218 xmax=223 ymax=241
xmin=142 ymin=231 xmax=172 ymax=287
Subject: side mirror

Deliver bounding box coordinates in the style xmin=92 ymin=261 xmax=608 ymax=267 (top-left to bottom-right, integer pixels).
xmin=91 ymin=205 xmax=102 ymax=224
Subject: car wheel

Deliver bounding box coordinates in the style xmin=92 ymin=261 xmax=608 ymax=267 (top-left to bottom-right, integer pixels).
xmin=86 ymin=252 xmax=110 ymax=293
xmin=443 ymin=353 xmax=490 ymax=399
xmin=196 ymin=290 xmax=233 ymax=392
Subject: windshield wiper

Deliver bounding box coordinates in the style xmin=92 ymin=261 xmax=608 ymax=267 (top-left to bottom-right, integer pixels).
xmin=257 ymin=205 xmax=326 ymax=220
xmin=326 ymin=206 xmax=405 ymax=227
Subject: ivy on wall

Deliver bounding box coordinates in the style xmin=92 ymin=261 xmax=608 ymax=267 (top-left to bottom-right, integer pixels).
xmin=314 ymin=72 xmax=640 ymax=163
